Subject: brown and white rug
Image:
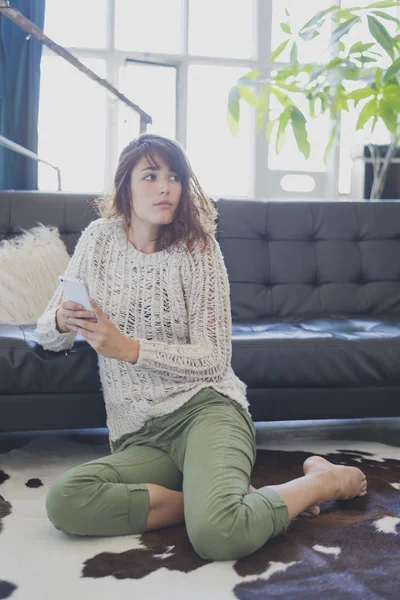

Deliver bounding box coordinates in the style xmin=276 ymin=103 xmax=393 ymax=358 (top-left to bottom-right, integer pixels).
xmin=1 ymin=434 xmax=399 ymax=599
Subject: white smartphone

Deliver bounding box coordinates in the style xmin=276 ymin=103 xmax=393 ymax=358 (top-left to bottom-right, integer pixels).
xmin=58 ymin=276 xmax=92 ymax=312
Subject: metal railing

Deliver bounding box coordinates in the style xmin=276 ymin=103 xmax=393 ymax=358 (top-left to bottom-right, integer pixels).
xmin=0 ymin=0 xmax=153 ymax=191
xmin=0 ymin=135 xmax=62 ymax=190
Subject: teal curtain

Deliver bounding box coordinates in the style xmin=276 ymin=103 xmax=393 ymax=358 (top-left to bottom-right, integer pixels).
xmin=0 ymin=0 xmax=46 ymax=190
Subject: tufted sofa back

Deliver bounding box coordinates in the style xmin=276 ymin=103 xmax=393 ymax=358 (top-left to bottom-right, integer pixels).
xmin=2 ymin=191 xmax=400 ymax=319
xmin=0 ymin=191 xmax=98 ymax=255
xmin=216 ymin=197 xmax=400 ymax=318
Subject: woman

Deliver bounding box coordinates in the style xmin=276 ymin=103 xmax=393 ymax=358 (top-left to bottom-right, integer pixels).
xmin=35 ymin=134 xmax=367 ymax=562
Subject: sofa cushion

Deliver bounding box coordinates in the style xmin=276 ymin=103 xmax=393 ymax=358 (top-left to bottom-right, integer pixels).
xmin=231 ymin=314 xmax=400 ymax=388
xmin=1 ymin=316 xmax=400 ymax=395
xmin=0 ymin=325 xmax=101 ymax=395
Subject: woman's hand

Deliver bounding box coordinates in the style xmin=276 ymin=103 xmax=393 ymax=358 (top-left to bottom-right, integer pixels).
xmin=67 ymin=298 xmax=135 ymax=361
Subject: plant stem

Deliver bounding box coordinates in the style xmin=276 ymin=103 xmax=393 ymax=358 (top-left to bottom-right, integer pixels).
xmin=369 ymin=138 xmax=397 ymax=200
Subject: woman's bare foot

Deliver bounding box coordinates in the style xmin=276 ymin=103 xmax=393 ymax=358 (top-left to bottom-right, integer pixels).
xmin=299 ymin=504 xmax=321 ymax=518
xmin=303 ymin=455 xmax=367 ymax=503
xmin=248 ymin=483 xmax=320 ymax=517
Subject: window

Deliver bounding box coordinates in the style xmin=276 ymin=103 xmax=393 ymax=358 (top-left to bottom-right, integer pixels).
xmin=271 ymin=0 xmax=333 ymax=64
xmin=44 ymin=0 xmax=107 ymax=49
xmin=271 ymin=0 xmax=400 ymax=198
xmin=188 ymin=0 xmax=255 ymax=59
xmin=338 ymin=0 xmax=399 ymax=195
xmin=39 ymin=0 xmax=255 ymax=196
xmin=187 ymin=65 xmax=252 ymax=196
xmin=115 ymin=0 xmax=183 ymax=54
xmin=118 ymin=60 xmax=177 ymax=155
xmin=38 ymin=57 xmax=107 ymax=192
xmin=40 ymin=0 xmax=395 ymax=198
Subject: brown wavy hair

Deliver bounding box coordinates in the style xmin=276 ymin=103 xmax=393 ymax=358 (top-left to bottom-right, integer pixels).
xmin=92 ymin=133 xmax=217 ymax=254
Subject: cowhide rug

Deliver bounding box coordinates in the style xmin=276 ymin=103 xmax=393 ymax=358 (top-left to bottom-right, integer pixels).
xmin=0 ymin=435 xmax=399 ymax=600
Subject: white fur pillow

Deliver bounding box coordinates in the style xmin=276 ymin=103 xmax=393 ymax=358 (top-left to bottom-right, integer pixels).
xmin=0 ymin=224 xmax=71 ymax=325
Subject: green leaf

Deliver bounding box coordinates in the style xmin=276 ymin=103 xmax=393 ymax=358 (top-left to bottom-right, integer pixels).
xmin=380 ymin=99 xmax=398 ymax=133
xmin=281 ymin=21 xmax=291 ymax=34
xmin=274 ymin=83 xmax=303 ymax=92
xmin=330 ymin=17 xmax=360 ymax=45
xmin=299 ymin=6 xmax=340 ymax=41
xmin=291 ymin=107 xmax=311 ymax=159
xmin=270 ymin=87 xmax=293 ymax=107
xmin=275 ymin=107 xmax=293 ymax=154
xmin=340 ymin=63 xmax=362 ymax=79
xmin=237 ymin=85 xmax=259 ymax=107
xmin=266 ymin=118 xmax=276 ymax=143
xmin=323 ymin=127 xmax=338 ymax=165
xmin=381 ymin=92 xmax=400 ymax=110
xmin=355 ymin=96 xmax=377 ymax=129
xmin=284 ymin=8 xmax=290 ymax=18
xmin=349 ymin=41 xmax=376 ymax=54
xmin=383 ymin=83 xmax=400 ymax=94
xmin=375 ymin=67 xmax=383 ymax=87
xmin=384 ymin=56 xmax=400 ymax=81
xmin=227 ymin=86 xmax=240 ymax=136
xmin=270 ymin=39 xmax=290 ymax=63
xmin=339 ymin=40 xmax=346 ymax=52
xmin=290 ymin=42 xmax=298 ymax=66
xmin=367 ymin=15 xmax=395 ymax=60
xmin=333 ymin=9 xmax=359 ymax=22
xmin=238 ymin=70 xmax=260 ymax=84
xmin=371 ymin=10 xmax=400 ymax=24
xmin=325 ymin=56 xmax=343 ymax=70
xmin=346 ymin=88 xmax=376 ymax=101
xmin=334 ymin=91 xmax=349 ymax=112
xmin=365 ymin=0 xmax=400 ymax=8
xmin=358 ymin=55 xmax=381 ymax=63
xmin=257 ymin=82 xmax=269 ymax=110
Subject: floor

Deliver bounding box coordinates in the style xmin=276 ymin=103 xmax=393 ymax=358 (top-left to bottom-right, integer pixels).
xmin=1 ymin=417 xmax=399 ymax=454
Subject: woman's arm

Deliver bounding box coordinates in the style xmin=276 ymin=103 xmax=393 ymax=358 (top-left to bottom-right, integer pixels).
xmin=34 ymin=221 xmax=97 ymax=352
xmin=131 ymin=237 xmax=233 ymax=382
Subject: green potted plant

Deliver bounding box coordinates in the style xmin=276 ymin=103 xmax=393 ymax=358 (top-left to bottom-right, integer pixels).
xmin=228 ymin=0 xmax=400 ymax=199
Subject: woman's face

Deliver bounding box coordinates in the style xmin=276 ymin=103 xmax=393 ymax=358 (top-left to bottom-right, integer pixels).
xmin=129 ymin=153 xmax=182 ymax=228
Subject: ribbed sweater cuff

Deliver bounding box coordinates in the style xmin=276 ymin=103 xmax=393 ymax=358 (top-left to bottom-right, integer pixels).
xmin=35 ymin=307 xmax=75 ymax=352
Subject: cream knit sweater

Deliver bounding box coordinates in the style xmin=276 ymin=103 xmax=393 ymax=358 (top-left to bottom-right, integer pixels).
xmin=35 ymin=216 xmax=249 ymax=451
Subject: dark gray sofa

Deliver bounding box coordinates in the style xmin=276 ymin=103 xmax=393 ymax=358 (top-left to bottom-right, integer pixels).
xmin=1 ymin=190 xmax=400 ymax=433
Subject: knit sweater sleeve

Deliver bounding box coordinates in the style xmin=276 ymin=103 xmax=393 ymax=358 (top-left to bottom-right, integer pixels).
xmin=135 ymin=236 xmax=233 ymax=382
xmin=34 ymin=221 xmax=97 ymax=352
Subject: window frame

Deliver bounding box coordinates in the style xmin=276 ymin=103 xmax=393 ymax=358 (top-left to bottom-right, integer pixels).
xmin=40 ymin=0 xmax=380 ymax=199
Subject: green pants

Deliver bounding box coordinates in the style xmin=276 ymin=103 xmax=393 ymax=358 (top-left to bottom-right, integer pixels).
xmin=46 ymin=387 xmax=289 ymax=561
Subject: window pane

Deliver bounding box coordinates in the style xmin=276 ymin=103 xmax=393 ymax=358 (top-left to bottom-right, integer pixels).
xmin=268 ymin=92 xmax=330 ymax=172
xmin=340 ymin=0 xmax=398 ymax=69
xmin=187 ymin=65 xmax=252 ymax=197
xmin=337 ymin=3 xmax=398 ymax=194
xmin=44 ymin=0 xmax=107 ymax=48
xmin=115 ymin=0 xmax=182 ymax=53
xmin=117 ymin=107 xmax=142 ymax=159
xmin=271 ymin=0 xmax=332 ymax=64
xmin=38 ymin=57 xmax=107 ymax=192
xmin=117 ymin=62 xmax=176 ymax=155
xmin=189 ymin=0 xmax=254 ymax=58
